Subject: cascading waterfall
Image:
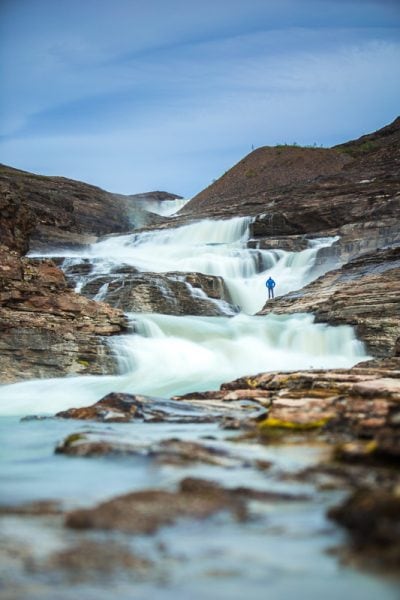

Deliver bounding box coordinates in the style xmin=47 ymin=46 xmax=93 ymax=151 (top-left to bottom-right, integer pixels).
xmin=1 ymin=216 xmax=367 ymax=416
xmin=32 ymin=217 xmax=337 ymax=314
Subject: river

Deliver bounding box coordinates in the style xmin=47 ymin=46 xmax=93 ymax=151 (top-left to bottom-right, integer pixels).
xmin=0 ymin=215 xmax=397 ymax=599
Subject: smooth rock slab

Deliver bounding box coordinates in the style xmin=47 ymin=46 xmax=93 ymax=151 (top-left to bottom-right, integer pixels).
xmin=55 ymin=391 xmax=268 ymax=424
xmin=55 ymin=433 xmax=272 ymax=470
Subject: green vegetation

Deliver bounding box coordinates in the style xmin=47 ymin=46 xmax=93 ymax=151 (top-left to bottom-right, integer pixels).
xmin=245 ymin=168 xmax=257 ymax=178
xmin=274 ymin=142 xmax=323 ymax=149
xmin=337 ymin=140 xmax=378 ymax=156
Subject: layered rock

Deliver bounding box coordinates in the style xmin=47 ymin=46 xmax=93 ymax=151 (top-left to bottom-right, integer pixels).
xmin=0 ymin=245 xmax=127 ymax=383
xmin=60 ymin=260 xmax=233 ymax=316
xmin=0 ymin=164 xmax=178 ymax=251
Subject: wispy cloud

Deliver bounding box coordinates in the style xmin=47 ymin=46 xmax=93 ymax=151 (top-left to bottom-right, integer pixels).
xmin=0 ymin=0 xmax=399 ymax=196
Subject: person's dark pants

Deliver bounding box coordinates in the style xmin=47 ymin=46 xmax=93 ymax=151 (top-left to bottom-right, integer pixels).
xmin=268 ymin=287 xmax=274 ymax=299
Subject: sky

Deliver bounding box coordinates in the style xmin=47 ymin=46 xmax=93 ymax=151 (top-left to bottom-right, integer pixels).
xmin=0 ymin=0 xmax=399 ymax=198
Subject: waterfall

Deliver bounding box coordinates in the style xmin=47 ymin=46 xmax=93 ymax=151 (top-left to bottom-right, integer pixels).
xmin=2 ymin=216 xmax=368 ymax=416
xmin=134 ymin=197 xmax=190 ymax=216
xmin=31 ymin=217 xmax=336 ymax=315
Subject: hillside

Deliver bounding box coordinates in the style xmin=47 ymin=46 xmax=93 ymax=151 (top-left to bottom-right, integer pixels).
xmin=179 ymin=116 xmax=400 ymax=223
xmin=0 ymin=164 xmax=177 ymax=250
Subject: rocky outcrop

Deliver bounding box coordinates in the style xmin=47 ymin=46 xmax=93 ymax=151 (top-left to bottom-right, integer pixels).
xmin=60 ymin=260 xmax=233 ymax=316
xmin=0 ymin=245 xmax=127 ymax=383
xmin=0 ymin=177 xmax=37 ymax=254
xmin=181 ymin=146 xmax=352 ymax=218
xmin=259 ymin=246 xmax=400 ymax=358
xmin=55 ymin=390 xmax=267 ymax=425
xmin=0 ymin=164 xmax=179 ymax=251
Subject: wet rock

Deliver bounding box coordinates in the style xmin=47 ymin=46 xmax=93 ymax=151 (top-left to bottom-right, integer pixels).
xmin=63 ymin=263 xmax=232 ymax=316
xmin=0 ymin=249 xmax=128 ymax=383
xmin=45 ymin=540 xmax=152 ymax=579
xmin=328 ymin=489 xmax=400 ymax=571
xmin=66 ymin=478 xmax=248 ymax=534
xmin=247 ymin=235 xmax=309 ymax=252
xmin=55 ymin=432 xmax=271 ymax=470
xmin=0 ymin=500 xmax=62 ymax=516
xmin=55 ymin=391 xmax=268 ymax=425
xmin=65 ymin=477 xmax=306 ymax=535
xmin=213 ymin=366 xmax=400 ymax=465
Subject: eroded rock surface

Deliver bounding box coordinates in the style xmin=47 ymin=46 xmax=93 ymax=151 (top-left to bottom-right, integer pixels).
xmin=55 ymin=391 xmax=267 ymax=424
xmin=0 ymin=245 xmax=127 ymax=382
xmin=61 ymin=260 xmax=233 ymax=316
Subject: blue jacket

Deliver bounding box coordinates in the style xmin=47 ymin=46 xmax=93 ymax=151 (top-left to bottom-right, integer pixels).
xmin=266 ymin=278 xmax=276 ymax=288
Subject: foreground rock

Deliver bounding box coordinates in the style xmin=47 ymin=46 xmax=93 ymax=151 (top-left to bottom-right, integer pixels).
xmin=259 ymin=246 xmax=400 ymax=357
xmin=182 ymin=364 xmax=399 ymax=573
xmin=328 ymin=490 xmax=400 ymax=572
xmin=0 ymin=246 xmax=127 ymax=382
xmin=55 ymin=432 xmax=277 ymax=472
xmin=66 ymin=477 xmax=304 ymax=535
xmin=55 ymin=391 xmax=267 ymax=424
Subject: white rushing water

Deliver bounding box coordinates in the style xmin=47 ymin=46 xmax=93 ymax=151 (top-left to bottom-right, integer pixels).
xmin=135 ymin=197 xmax=190 ymax=216
xmin=33 ymin=216 xmax=338 ymax=314
xmin=0 ymin=216 xmax=367 ymax=416
xmin=0 ymin=312 xmax=365 ymax=416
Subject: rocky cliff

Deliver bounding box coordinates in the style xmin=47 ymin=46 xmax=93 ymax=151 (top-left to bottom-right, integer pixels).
xmin=0 ymin=173 xmax=131 ymax=382
xmin=0 ymin=164 xmax=175 ymax=251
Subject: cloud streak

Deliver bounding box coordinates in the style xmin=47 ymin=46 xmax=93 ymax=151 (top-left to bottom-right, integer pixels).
xmin=0 ymin=0 xmax=399 ymax=196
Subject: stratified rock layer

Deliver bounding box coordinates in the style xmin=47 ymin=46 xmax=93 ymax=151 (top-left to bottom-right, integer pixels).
xmin=0 ymin=245 xmax=127 ymax=382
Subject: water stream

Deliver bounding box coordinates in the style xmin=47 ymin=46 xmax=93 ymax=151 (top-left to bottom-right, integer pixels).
xmin=0 ymin=215 xmax=396 ymax=599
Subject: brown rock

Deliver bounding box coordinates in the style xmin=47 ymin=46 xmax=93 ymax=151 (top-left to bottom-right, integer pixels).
xmin=55 ymin=391 xmax=268 ymax=425
xmin=328 ymin=489 xmax=400 ymax=571
xmin=46 ymin=540 xmax=152 ymax=578
xmin=0 ymin=249 xmax=127 ymax=383
xmin=66 ymin=478 xmax=247 ymax=534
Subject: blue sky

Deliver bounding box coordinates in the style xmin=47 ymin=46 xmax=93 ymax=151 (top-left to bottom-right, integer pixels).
xmin=0 ymin=0 xmax=399 ymax=197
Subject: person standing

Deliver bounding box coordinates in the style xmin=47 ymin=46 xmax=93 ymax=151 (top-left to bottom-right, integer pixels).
xmin=266 ymin=276 xmax=276 ymax=299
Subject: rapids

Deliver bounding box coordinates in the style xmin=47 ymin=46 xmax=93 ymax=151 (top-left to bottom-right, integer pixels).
xmin=1 ymin=216 xmax=365 ymax=415
xmin=2 ymin=215 xmax=398 ymax=600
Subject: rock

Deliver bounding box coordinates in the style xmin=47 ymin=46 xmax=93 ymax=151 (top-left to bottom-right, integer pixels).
xmin=0 ymin=500 xmax=62 ymax=516
xmin=0 ymin=163 xmax=180 ymax=251
xmin=65 ymin=477 xmax=306 ymax=535
xmin=66 ymin=478 xmax=248 ymax=534
xmin=45 ymin=540 xmax=152 ymax=579
xmin=0 ymin=178 xmax=36 ymax=254
xmin=55 ymin=433 xmax=260 ymax=468
xmin=328 ymin=489 xmax=400 ymax=571
xmin=177 ymin=117 xmax=400 ymax=228
xmin=55 ymin=391 xmax=268 ymax=424
xmin=203 ymin=365 xmax=400 ymax=463
xmin=72 ymin=269 xmax=232 ymax=316
xmin=0 ymin=247 xmax=127 ymax=383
